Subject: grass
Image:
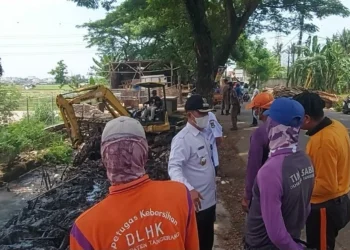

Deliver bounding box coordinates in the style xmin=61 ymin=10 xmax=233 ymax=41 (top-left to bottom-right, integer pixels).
xmin=15 ymin=84 xmax=71 ymax=111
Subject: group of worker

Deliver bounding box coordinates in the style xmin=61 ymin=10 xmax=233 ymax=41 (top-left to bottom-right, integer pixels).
xmin=221 ymin=79 xmax=260 ymax=130
xmin=243 ymin=91 xmax=350 ymax=250
xmin=69 ymin=88 xmax=350 ymax=250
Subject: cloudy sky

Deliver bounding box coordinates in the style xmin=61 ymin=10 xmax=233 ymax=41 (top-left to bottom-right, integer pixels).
xmin=0 ymin=0 xmax=349 ymax=78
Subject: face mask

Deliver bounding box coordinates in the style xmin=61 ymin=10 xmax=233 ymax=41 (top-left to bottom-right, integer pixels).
xmin=192 ymin=114 xmax=209 ymax=129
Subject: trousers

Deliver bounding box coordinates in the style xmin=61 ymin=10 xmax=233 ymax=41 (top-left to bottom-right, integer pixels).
xmin=196 ymin=205 xmax=216 ymax=250
xmin=231 ymin=105 xmax=239 ymax=129
xmin=306 ymin=194 xmax=350 ymax=250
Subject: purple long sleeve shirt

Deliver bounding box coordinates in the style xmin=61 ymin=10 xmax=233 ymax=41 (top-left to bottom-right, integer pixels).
xmin=245 ymin=123 xmax=269 ymax=201
xmin=245 ymin=150 xmax=315 ymax=249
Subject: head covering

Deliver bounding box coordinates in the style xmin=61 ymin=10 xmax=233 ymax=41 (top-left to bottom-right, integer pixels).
xmin=264 ymin=98 xmax=305 ymax=157
xmin=185 ymin=94 xmax=213 ymax=113
xmin=101 ymin=117 xmax=148 ymax=185
xmin=246 ymin=92 xmax=274 ymax=109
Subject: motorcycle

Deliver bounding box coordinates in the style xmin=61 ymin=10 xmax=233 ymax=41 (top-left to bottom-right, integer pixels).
xmin=342 ymin=96 xmax=350 ymax=114
xmin=243 ymin=92 xmax=250 ymax=102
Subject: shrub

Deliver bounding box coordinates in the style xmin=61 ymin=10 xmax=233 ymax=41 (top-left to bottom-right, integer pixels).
xmin=0 ymin=119 xmax=70 ymax=164
xmin=43 ymin=141 xmax=73 ymax=165
xmin=0 ymin=85 xmax=21 ymax=123
xmin=32 ymin=103 xmax=57 ymax=125
xmin=334 ymin=100 xmax=344 ymax=112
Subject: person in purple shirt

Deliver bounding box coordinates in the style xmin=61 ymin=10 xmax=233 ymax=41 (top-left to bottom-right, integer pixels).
xmin=242 ymin=92 xmax=274 ymax=213
xmin=245 ymin=98 xmax=315 ymax=250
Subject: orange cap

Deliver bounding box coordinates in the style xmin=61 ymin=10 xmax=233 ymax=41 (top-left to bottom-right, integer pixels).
xmin=245 ymin=92 xmax=274 ymax=109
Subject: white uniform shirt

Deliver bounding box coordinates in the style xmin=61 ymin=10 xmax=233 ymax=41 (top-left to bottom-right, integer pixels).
xmin=251 ymin=88 xmax=259 ymax=100
xmin=204 ymin=112 xmax=223 ymax=167
xmin=168 ymin=123 xmax=216 ymax=211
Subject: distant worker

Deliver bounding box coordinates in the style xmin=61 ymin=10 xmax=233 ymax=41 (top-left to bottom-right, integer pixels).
xmin=230 ymin=82 xmax=240 ymax=131
xmin=70 ymin=117 xmax=199 ymax=250
xmin=206 ymin=111 xmax=223 ymax=176
xmin=242 ymin=92 xmax=273 ymax=212
xmin=245 ymin=98 xmax=315 ymax=250
xmin=294 ymin=92 xmax=350 ymax=250
xmin=142 ymin=89 xmax=162 ymax=121
xmin=250 ymin=84 xmax=260 ymax=127
xmin=168 ymin=95 xmax=216 ymax=250
xmin=221 ymin=79 xmax=230 ymax=115
xmin=235 ymin=83 xmax=243 ymax=114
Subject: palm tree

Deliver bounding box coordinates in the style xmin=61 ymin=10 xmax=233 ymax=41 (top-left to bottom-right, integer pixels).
xmin=288 ymin=35 xmax=349 ymax=93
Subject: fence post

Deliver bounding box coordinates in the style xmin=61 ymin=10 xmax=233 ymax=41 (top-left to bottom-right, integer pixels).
xmin=26 ymin=97 xmax=29 ymax=121
xmin=51 ymin=94 xmax=54 ymax=125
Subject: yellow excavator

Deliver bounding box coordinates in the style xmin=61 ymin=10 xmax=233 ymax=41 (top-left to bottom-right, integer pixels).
xmin=56 ymin=82 xmax=185 ymax=165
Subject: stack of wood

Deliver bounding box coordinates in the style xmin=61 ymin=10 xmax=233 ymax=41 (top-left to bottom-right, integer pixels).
xmin=263 ymin=86 xmax=339 ymax=108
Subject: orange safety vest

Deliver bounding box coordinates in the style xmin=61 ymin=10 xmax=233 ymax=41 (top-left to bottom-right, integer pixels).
xmin=70 ymin=175 xmax=199 ymax=250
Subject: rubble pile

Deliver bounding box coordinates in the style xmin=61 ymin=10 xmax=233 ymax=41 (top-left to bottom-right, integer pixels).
xmin=264 ymin=86 xmax=339 ymax=107
xmin=73 ymin=104 xmax=112 ymax=119
xmin=0 ymin=145 xmax=171 ymax=250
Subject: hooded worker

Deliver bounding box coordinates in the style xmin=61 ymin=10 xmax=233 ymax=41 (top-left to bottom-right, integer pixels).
xmin=244 ymin=98 xmax=315 ymax=250
xmin=242 ymin=92 xmax=274 ymax=212
xmin=70 ymin=117 xmax=199 ymax=250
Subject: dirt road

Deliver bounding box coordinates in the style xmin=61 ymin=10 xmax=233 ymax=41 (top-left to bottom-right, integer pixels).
xmin=214 ymin=107 xmax=350 ymax=250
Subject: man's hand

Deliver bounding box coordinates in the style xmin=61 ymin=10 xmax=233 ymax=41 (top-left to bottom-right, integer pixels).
xmin=241 ymin=198 xmax=249 ymax=213
xmin=190 ymin=189 xmax=204 ymax=212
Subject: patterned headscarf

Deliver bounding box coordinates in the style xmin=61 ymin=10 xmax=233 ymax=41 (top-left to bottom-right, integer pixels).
xmin=101 ymin=135 xmax=148 ymax=185
xmin=266 ymin=116 xmax=300 ymax=157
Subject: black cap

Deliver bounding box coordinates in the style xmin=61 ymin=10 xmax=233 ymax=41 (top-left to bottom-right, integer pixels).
xmin=185 ymin=94 xmax=213 ymax=112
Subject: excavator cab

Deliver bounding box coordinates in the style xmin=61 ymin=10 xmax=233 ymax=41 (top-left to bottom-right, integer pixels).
xmin=132 ymin=82 xmax=170 ymax=134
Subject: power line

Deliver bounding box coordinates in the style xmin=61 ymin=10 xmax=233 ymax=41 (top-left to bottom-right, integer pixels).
xmin=0 ymin=43 xmax=88 ymax=47
xmin=0 ymin=34 xmax=87 ymax=39
xmin=0 ymin=51 xmax=97 ymax=56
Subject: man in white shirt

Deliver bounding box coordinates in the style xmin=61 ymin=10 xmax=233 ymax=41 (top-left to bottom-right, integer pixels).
xmin=168 ymin=94 xmax=216 ymax=250
xmin=250 ymin=84 xmax=260 ymax=126
xmin=206 ymin=112 xmax=223 ymax=176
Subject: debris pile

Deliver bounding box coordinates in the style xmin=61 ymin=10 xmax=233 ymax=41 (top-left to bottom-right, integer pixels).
xmin=0 ymin=145 xmax=171 ymax=249
xmin=264 ymin=86 xmax=339 ymax=107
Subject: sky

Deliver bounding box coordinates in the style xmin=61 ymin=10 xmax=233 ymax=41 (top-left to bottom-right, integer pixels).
xmin=0 ymin=0 xmax=350 ymax=78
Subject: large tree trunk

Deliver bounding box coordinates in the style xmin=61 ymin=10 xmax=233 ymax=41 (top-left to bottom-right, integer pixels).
xmin=183 ymin=0 xmax=214 ymax=102
xmin=183 ymin=0 xmax=261 ymax=103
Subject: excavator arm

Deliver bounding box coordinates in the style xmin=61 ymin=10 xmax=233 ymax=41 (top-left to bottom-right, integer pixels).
xmin=56 ymin=85 xmax=130 ymax=148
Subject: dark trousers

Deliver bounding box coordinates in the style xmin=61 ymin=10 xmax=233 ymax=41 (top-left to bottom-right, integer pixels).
xmin=306 ymin=194 xmax=350 ymax=250
xmin=196 ymin=205 xmax=216 ymax=250
xmin=252 ymin=110 xmax=257 ymax=125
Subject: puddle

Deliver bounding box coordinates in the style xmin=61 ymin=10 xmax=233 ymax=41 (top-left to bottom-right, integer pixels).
xmin=0 ymin=165 xmax=66 ymax=227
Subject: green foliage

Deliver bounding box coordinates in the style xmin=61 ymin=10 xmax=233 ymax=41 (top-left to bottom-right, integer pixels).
xmin=334 ymin=100 xmax=343 ymax=112
xmin=288 ymin=34 xmax=350 ymax=93
xmin=48 ymin=60 xmax=68 ymax=86
xmin=42 ymin=142 xmax=73 ymax=165
xmin=69 ymin=74 xmax=87 ymax=89
xmin=0 ymin=85 xmax=21 ymax=123
xmin=0 ymin=119 xmax=72 ymax=164
xmin=236 ymin=39 xmax=282 ymax=86
xmin=32 ymin=103 xmax=57 ymax=125
xmin=71 ymin=0 xmax=349 ymax=94
xmin=89 ymin=76 xmax=96 ymax=85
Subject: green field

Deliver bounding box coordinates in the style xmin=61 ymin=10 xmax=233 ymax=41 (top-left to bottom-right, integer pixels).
xmin=17 ymin=84 xmax=72 ymax=111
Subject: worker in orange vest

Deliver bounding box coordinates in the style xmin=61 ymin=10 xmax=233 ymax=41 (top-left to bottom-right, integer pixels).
xmin=70 ymin=117 xmax=199 ymax=250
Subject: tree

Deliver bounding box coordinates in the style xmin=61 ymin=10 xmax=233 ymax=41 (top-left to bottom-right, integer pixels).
xmin=0 ymin=85 xmax=21 ymax=123
xmin=70 ymin=0 xmax=349 ymax=98
xmin=0 ymin=58 xmax=3 ymax=77
xmin=69 ymin=74 xmax=87 ymax=89
xmin=48 ymin=60 xmax=68 ymax=87
xmin=237 ymin=39 xmax=281 ymax=87
xmin=288 ymin=35 xmax=350 ymax=93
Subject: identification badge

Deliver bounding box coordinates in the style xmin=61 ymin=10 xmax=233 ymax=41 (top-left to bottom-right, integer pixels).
xmin=210 ymin=120 xmax=215 ymax=128
xmin=200 ymin=157 xmax=207 ymax=166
